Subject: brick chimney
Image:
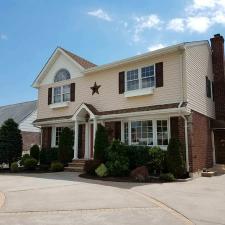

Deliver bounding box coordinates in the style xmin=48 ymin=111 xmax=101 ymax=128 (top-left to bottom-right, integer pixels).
xmin=210 ymin=34 xmax=225 ymax=120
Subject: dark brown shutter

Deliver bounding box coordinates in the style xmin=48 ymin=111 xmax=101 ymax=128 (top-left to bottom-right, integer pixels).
xmin=119 ymin=71 xmax=125 ymax=94
xmin=206 ymin=77 xmax=211 ymax=98
xmin=48 ymin=88 xmax=52 ymax=105
xmin=41 ymin=127 xmax=52 ymax=148
xmin=155 ymin=62 xmax=163 ymax=88
xmin=70 ymin=83 xmax=75 ymax=102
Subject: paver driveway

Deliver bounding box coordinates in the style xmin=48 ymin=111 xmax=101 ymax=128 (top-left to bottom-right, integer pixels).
xmin=0 ymin=172 xmax=224 ymax=225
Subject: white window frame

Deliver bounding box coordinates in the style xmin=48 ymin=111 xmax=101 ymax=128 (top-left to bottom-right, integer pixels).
xmin=122 ymin=118 xmax=170 ymax=150
xmin=125 ymin=64 xmax=156 ymax=92
xmin=52 ymin=85 xmax=71 ymax=104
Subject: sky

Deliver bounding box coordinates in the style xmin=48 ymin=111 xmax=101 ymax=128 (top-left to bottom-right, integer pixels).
xmin=0 ymin=0 xmax=225 ymax=105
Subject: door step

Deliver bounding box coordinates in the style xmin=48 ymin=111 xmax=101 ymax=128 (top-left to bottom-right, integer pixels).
xmin=64 ymin=159 xmax=87 ymax=172
xmin=203 ymin=164 xmax=225 ymax=176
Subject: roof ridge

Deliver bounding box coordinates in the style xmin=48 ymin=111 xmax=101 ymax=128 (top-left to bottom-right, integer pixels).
xmin=59 ymin=47 xmax=96 ymax=69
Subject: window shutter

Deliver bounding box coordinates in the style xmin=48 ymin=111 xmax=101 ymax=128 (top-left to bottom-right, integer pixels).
xmin=155 ymin=62 xmax=163 ymax=88
xmin=206 ymin=77 xmax=211 ymax=98
xmin=70 ymin=83 xmax=75 ymax=102
xmin=119 ymin=71 xmax=125 ymax=94
xmin=48 ymin=88 xmax=52 ymax=105
xmin=212 ymin=81 xmax=215 ymax=101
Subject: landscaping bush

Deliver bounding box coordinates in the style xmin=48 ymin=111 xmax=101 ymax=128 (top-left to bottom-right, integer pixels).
xmin=166 ymin=138 xmax=186 ymax=178
xmin=128 ymin=145 xmax=150 ymax=170
xmin=30 ymin=145 xmax=40 ymax=161
xmin=160 ymin=173 xmax=176 ymax=182
xmin=40 ymin=148 xmax=59 ymax=165
xmin=94 ymin=124 xmax=109 ymax=161
xmin=147 ymin=146 xmax=166 ymax=174
xmin=0 ymin=119 xmax=22 ymax=166
xmin=58 ymin=127 xmax=74 ymax=165
xmin=10 ymin=162 xmax=19 ymax=173
xmin=105 ymin=140 xmax=129 ymax=176
xmin=50 ymin=161 xmax=64 ymax=172
xmin=20 ymin=154 xmax=31 ymax=166
xmin=24 ymin=157 xmax=37 ymax=170
xmin=95 ymin=163 xmax=108 ymax=177
xmin=84 ymin=159 xmax=101 ymax=175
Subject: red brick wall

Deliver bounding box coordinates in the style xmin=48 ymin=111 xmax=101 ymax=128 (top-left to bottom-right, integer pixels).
xmin=21 ymin=131 xmax=41 ymax=152
xmin=170 ymin=117 xmax=185 ymax=146
xmin=188 ymin=111 xmax=213 ymax=172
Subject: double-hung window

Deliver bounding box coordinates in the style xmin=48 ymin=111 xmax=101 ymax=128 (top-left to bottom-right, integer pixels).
xmin=53 ymin=85 xmax=70 ymax=104
xmin=127 ymin=69 xmax=139 ymax=91
xmin=55 ymin=127 xmax=63 ymax=146
xmin=157 ymin=120 xmax=168 ymax=146
xmin=126 ymin=65 xmax=155 ymax=92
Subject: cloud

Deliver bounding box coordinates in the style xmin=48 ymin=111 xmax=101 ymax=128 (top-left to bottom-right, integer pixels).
xmin=186 ymin=16 xmax=211 ymax=33
xmin=148 ymin=43 xmax=165 ymax=51
xmin=133 ymin=14 xmax=162 ymax=42
xmin=0 ymin=33 xmax=7 ymax=40
xmin=167 ymin=18 xmax=185 ymax=32
xmin=87 ymin=9 xmax=112 ymax=21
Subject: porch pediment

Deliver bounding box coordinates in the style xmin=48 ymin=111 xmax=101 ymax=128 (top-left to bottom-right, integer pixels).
xmin=72 ymin=103 xmax=99 ymax=121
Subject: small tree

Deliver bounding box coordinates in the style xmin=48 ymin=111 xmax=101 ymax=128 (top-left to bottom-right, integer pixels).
xmin=0 ymin=119 xmax=22 ymax=166
xmin=58 ymin=127 xmax=74 ymax=165
xmin=94 ymin=124 xmax=109 ymax=161
xmin=30 ymin=145 xmax=40 ymax=161
xmin=166 ymin=138 xmax=185 ymax=178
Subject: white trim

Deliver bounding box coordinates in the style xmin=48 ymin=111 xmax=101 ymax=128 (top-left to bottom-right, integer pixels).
xmin=84 ymin=122 xmax=89 ymax=159
xmin=51 ymin=127 xmax=56 ymax=147
xmin=124 ymin=87 xmax=154 ymax=97
xmin=72 ymin=103 xmax=96 ymax=121
xmin=49 ymin=102 xmax=69 ymax=109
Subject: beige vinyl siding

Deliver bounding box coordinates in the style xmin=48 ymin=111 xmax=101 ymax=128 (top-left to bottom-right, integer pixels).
xmin=185 ymin=43 xmax=215 ymax=119
xmin=19 ymin=110 xmax=40 ymax=132
xmin=37 ymin=52 xmax=183 ymax=120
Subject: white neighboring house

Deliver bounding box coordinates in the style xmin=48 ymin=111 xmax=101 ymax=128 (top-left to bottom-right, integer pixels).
xmin=0 ymin=100 xmax=41 ymax=152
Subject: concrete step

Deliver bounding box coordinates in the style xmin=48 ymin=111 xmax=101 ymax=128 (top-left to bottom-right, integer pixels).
xmin=208 ymin=164 xmax=225 ymax=175
xmin=201 ymin=171 xmax=216 ymax=177
xmin=68 ymin=162 xmax=85 ymax=167
xmin=72 ymin=159 xmax=87 ymax=163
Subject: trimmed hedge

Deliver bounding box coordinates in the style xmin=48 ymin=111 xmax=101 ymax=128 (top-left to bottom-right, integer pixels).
xmin=11 ymin=162 xmax=19 ymax=173
xmin=24 ymin=157 xmax=37 ymax=170
xmin=50 ymin=161 xmax=64 ymax=172
xmin=40 ymin=148 xmax=59 ymax=165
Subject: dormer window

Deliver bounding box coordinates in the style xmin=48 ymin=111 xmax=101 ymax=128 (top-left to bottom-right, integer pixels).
xmin=54 ymin=69 xmax=70 ymax=83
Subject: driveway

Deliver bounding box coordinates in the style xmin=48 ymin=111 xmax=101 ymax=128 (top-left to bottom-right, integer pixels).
xmin=0 ymin=172 xmax=224 ymax=225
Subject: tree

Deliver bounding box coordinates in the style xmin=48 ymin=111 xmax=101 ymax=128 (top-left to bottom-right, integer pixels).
xmin=30 ymin=145 xmax=40 ymax=161
xmin=0 ymin=119 xmax=22 ymax=165
xmin=58 ymin=127 xmax=74 ymax=165
xmin=94 ymin=124 xmax=109 ymax=161
xmin=166 ymin=138 xmax=186 ymax=178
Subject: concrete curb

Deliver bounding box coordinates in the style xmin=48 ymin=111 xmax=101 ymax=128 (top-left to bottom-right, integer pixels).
xmin=0 ymin=192 xmax=5 ymax=209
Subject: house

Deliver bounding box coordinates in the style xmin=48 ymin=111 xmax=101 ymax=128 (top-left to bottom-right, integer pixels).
xmin=32 ymin=34 xmax=225 ymax=175
xmin=0 ymin=100 xmax=41 ymax=152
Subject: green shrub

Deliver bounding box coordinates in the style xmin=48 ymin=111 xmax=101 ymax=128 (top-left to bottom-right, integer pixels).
xmin=84 ymin=160 xmax=101 ymax=175
xmin=30 ymin=145 xmax=40 ymax=161
xmin=58 ymin=127 xmax=74 ymax=165
xmin=95 ymin=163 xmax=108 ymax=177
xmin=128 ymin=145 xmax=150 ymax=170
xmin=40 ymin=148 xmax=59 ymax=165
xmin=160 ymin=173 xmax=176 ymax=182
xmin=24 ymin=157 xmax=37 ymax=170
xmin=166 ymin=138 xmax=186 ymax=178
xmin=20 ymin=154 xmax=31 ymax=166
xmin=10 ymin=162 xmax=19 ymax=173
xmin=147 ymin=146 xmax=166 ymax=174
xmin=50 ymin=161 xmax=64 ymax=172
xmin=105 ymin=140 xmax=129 ymax=176
xmin=94 ymin=124 xmax=109 ymax=161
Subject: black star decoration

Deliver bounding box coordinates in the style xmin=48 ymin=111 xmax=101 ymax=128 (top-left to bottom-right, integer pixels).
xmin=90 ymin=82 xmax=101 ymax=95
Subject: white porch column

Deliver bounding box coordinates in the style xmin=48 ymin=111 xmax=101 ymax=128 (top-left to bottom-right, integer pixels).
xmin=84 ymin=122 xmax=89 ymax=159
xmin=73 ymin=120 xmax=79 ymax=159
xmin=93 ymin=118 xmax=97 ymax=148
xmin=128 ymin=120 xmax=131 ymax=145
xmin=121 ymin=120 xmax=124 ymax=142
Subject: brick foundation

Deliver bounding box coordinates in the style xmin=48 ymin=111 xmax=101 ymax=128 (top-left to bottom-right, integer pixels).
xmin=21 ymin=131 xmax=41 ymax=152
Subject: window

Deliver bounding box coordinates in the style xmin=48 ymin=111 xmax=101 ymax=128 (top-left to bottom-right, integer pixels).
xmin=127 ymin=69 xmax=139 ymax=91
xmin=206 ymin=77 xmax=212 ymax=98
xmin=131 ymin=120 xmax=153 ymax=145
xmin=141 ymin=65 xmax=155 ymax=88
xmin=157 ymin=120 xmax=168 ymax=146
xmin=53 ymin=85 xmax=70 ymax=103
xmin=54 ymin=69 xmax=70 ymax=83
xmin=126 ymin=65 xmax=155 ymax=92
xmin=55 ymin=127 xmax=63 ymax=146
xmin=124 ymin=122 xmax=128 ymax=144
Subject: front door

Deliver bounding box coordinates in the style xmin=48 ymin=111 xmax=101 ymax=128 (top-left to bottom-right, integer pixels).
xmin=214 ymin=130 xmax=225 ymax=164
xmin=78 ymin=124 xmax=85 ymax=159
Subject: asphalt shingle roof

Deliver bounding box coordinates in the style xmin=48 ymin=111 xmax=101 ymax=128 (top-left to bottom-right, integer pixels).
xmin=0 ymin=100 xmax=37 ymax=127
